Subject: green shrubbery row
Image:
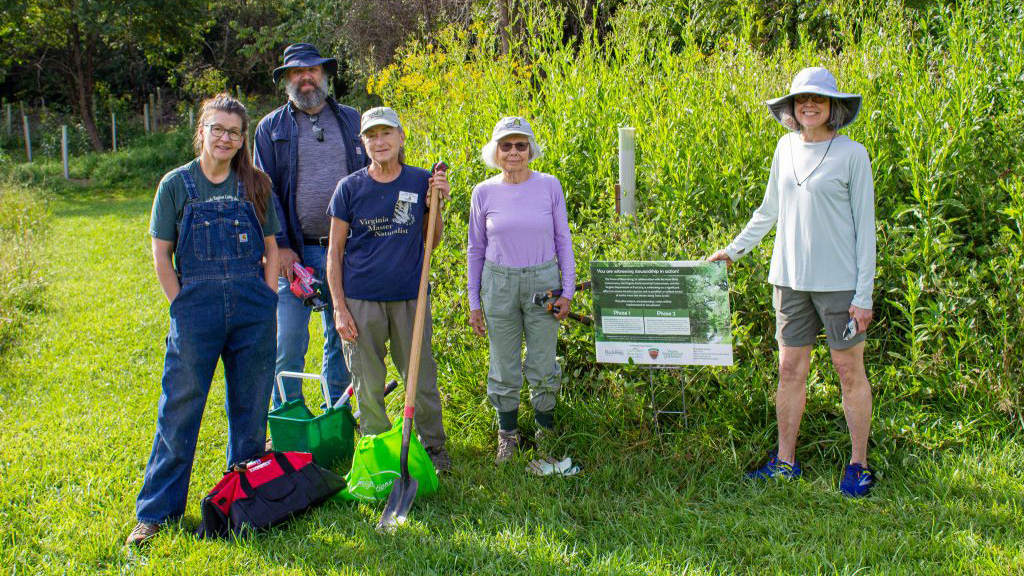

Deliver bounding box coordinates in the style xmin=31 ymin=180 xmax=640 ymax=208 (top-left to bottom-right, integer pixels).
xmin=0 ymin=179 xmax=47 ymax=357
xmin=370 ymin=0 xmax=1024 ymax=464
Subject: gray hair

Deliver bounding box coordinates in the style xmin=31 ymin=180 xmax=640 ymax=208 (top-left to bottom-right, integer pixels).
xmin=282 ymin=74 xmax=329 ymax=111
xmin=481 ymin=137 xmax=543 ymax=169
xmin=779 ymin=97 xmax=850 ymax=132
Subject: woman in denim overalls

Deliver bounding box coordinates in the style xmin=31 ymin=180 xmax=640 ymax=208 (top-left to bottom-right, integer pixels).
xmin=127 ymin=94 xmax=280 ymax=545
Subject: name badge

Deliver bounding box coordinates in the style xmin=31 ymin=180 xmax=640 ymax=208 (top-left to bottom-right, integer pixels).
xmin=398 ymin=191 xmax=418 ymax=204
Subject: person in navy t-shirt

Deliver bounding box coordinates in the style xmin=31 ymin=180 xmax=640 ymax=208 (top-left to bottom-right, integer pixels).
xmin=325 ymin=106 xmax=451 ymax=473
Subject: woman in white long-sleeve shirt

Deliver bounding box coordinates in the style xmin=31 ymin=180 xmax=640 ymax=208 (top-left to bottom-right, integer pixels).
xmin=709 ymin=67 xmax=878 ymax=497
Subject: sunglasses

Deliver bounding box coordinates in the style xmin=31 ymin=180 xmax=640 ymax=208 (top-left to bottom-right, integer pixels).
xmin=310 ymin=113 xmax=325 ymax=142
xmin=794 ymin=93 xmax=829 ymax=105
xmin=498 ymin=141 xmax=529 ymax=152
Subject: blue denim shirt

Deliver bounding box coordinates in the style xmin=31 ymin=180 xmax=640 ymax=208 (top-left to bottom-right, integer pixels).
xmin=253 ymin=97 xmax=368 ymax=260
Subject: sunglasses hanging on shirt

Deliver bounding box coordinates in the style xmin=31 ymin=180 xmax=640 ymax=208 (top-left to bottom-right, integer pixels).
xmin=309 ymin=113 xmax=325 ymax=142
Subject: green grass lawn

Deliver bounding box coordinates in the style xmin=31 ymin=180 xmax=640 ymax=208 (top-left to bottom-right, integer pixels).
xmin=0 ymin=186 xmax=1022 ymax=575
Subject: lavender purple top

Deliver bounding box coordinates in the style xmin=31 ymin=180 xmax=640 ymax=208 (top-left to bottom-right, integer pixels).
xmin=467 ymin=171 xmax=577 ymax=311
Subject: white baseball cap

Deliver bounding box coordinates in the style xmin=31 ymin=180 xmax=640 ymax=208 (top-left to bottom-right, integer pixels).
xmin=360 ymin=106 xmax=402 ymax=134
xmin=490 ymin=116 xmax=534 ymax=141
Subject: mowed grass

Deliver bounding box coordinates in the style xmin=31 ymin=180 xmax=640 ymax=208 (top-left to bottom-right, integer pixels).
xmin=0 ymin=187 xmax=1022 ymax=575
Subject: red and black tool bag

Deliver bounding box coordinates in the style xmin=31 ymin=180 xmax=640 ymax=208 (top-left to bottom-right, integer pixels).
xmin=196 ymin=451 xmax=344 ymax=538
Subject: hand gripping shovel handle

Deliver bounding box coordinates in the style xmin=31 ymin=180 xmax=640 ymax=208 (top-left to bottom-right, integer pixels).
xmin=378 ymin=161 xmax=447 ymax=531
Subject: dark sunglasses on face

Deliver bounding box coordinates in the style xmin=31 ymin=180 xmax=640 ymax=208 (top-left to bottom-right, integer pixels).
xmin=498 ymin=141 xmax=529 ymax=152
xmin=794 ymin=93 xmax=829 ymax=105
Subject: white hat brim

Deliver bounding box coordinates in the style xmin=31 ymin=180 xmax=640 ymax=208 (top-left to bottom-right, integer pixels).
xmin=765 ymin=89 xmax=863 ymax=130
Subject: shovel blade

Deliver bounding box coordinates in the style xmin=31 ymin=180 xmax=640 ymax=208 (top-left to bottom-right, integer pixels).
xmin=377 ymin=475 xmax=419 ymax=531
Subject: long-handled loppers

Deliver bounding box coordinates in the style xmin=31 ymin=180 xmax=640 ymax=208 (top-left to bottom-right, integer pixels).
xmin=531 ymin=280 xmax=593 ymax=325
xmin=377 ymin=161 xmax=447 ymax=531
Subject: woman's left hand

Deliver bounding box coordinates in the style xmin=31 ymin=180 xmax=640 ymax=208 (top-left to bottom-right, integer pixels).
xmin=552 ymin=296 xmax=571 ymax=321
xmin=849 ymin=304 xmax=873 ymax=334
xmin=426 ymin=170 xmax=451 ymax=208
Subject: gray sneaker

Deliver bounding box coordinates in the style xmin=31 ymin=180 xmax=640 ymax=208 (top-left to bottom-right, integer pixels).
xmin=426 ymin=445 xmax=452 ymax=473
xmin=495 ymin=429 xmax=520 ymax=464
xmin=125 ymin=521 xmax=160 ymax=546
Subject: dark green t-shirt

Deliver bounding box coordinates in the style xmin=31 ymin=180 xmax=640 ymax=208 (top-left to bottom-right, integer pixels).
xmin=149 ymin=159 xmax=281 ymax=243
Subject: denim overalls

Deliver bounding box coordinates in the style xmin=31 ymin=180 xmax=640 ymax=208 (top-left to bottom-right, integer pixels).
xmin=136 ymin=166 xmax=278 ymax=524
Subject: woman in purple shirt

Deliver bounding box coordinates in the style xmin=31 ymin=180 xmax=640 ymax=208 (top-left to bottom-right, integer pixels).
xmin=467 ymin=116 xmax=577 ymax=464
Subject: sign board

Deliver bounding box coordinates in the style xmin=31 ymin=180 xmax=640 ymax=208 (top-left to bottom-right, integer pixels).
xmin=590 ymin=261 xmax=733 ymax=366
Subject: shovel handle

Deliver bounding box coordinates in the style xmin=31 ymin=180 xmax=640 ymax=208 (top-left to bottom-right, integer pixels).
xmin=401 ymin=161 xmax=446 ymax=418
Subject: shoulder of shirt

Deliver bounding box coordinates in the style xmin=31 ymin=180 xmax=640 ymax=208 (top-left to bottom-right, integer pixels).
xmin=403 ymin=165 xmax=431 ymax=180
xmin=157 ymin=160 xmax=197 ymax=188
xmin=257 ymin=104 xmax=290 ymax=128
xmin=339 ymin=167 xmax=370 ymax=187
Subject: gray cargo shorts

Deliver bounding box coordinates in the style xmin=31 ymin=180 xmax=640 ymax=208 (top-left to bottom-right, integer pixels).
xmin=773 ymin=285 xmax=866 ymax=349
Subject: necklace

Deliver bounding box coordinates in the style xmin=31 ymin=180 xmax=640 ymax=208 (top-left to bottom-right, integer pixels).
xmin=790 ymin=133 xmax=836 ymax=187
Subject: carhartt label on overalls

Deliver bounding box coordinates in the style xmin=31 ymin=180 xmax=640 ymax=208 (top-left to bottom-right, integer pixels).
xmin=239 ymin=233 xmax=248 ymax=243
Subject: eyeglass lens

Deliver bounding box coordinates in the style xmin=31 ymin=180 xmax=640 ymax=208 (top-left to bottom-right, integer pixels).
xmin=207 ymin=124 xmax=243 ymax=141
xmin=499 ymin=142 xmax=529 ymax=152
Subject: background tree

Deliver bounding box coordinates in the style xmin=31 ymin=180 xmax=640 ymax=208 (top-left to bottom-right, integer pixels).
xmin=0 ymin=0 xmax=206 ymax=151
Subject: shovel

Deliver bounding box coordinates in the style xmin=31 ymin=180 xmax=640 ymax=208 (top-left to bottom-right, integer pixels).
xmin=377 ymin=161 xmax=447 ymax=531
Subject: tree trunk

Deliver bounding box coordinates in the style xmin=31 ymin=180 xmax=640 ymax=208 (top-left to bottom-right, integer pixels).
xmin=498 ymin=0 xmax=510 ymax=55
xmin=69 ymin=21 xmax=104 ymax=152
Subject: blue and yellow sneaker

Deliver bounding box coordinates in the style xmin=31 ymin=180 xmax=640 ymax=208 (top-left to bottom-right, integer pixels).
xmin=839 ymin=463 xmax=875 ymax=497
xmin=746 ymin=451 xmax=802 ymax=480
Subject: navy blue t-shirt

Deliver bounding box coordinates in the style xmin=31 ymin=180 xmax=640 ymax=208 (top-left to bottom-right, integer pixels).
xmin=328 ymin=165 xmax=429 ymax=301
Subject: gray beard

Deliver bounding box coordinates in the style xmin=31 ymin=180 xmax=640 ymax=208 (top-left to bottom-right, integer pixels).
xmin=286 ymin=78 xmax=329 ymax=111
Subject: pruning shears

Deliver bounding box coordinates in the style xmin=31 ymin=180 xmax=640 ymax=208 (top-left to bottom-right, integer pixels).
xmin=531 ymin=280 xmax=593 ymax=326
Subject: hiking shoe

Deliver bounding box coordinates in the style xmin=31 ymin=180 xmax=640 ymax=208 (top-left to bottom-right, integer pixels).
xmin=495 ymin=429 xmax=520 ymax=465
xmin=125 ymin=521 xmax=160 ymax=546
xmin=426 ymin=445 xmax=452 ymax=473
xmin=746 ymin=451 xmax=802 ymax=481
xmin=839 ymin=463 xmax=875 ymax=497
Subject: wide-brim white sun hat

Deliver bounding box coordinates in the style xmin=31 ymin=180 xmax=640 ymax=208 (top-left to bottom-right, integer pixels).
xmin=765 ymin=67 xmax=862 ymax=130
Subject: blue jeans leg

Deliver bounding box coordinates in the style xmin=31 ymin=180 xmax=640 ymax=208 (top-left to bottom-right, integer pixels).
xmin=223 ymin=279 xmax=277 ymax=465
xmin=136 ymin=284 xmax=225 ymax=524
xmin=273 ymin=246 xmax=350 ymax=408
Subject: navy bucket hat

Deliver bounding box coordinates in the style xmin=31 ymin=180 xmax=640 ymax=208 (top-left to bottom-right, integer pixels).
xmin=272 ymin=43 xmax=338 ymax=83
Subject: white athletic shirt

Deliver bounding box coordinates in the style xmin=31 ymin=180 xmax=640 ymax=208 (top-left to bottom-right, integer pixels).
xmin=725 ymin=134 xmax=876 ymax=309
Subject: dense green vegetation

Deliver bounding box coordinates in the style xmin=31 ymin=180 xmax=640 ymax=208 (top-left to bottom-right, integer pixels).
xmin=371 ymin=0 xmax=1024 ymax=465
xmin=1 ymin=0 xmax=1022 ymax=572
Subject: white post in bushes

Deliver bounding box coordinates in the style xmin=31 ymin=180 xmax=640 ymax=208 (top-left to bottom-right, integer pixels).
xmin=618 ymin=126 xmax=636 ymax=216
xmin=23 ymin=114 xmax=31 ymax=162
xmin=62 ymin=125 xmax=70 ymax=179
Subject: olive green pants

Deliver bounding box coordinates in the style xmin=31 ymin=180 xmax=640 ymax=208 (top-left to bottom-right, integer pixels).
xmin=481 ymin=260 xmax=562 ymax=414
xmin=342 ymin=297 xmax=446 ymax=449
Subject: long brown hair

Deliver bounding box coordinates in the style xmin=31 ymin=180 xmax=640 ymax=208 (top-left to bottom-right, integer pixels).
xmin=193 ymin=93 xmax=272 ymax=223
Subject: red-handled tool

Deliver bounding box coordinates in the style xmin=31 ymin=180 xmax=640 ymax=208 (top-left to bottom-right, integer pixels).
xmin=289 ymin=262 xmax=327 ymax=311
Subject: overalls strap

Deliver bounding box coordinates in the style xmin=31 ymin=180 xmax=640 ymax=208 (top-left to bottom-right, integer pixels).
xmin=176 ymin=167 xmax=202 ymax=202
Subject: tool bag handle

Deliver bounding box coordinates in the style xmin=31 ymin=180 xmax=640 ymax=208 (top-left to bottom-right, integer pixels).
xmin=275 ymin=371 xmax=331 ymax=408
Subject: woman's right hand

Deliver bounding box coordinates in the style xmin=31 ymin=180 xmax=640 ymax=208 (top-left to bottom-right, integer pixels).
xmin=334 ymin=306 xmax=359 ymax=342
xmin=708 ymin=249 xmax=733 ymax=267
xmin=468 ymin=309 xmax=486 ymax=337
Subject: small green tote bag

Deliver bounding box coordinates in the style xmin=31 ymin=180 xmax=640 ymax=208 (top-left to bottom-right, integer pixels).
xmin=335 ymin=420 xmax=439 ymax=502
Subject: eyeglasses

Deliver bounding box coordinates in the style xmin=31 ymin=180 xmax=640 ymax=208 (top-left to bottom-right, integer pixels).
xmin=205 ymin=124 xmax=244 ymax=142
xmin=498 ymin=142 xmax=529 ymax=152
xmin=310 ymin=114 xmax=324 ymax=142
xmin=794 ymin=94 xmax=829 ymax=105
